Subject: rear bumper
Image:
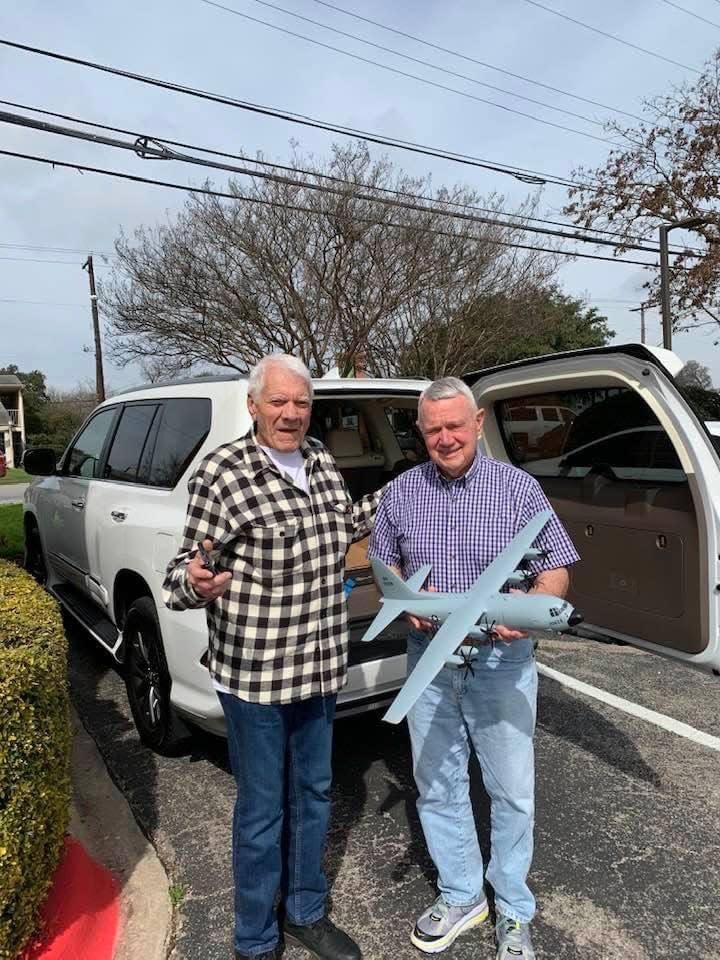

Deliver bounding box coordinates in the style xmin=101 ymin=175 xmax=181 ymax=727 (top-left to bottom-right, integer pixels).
xmin=173 ymin=626 xmax=409 ymax=737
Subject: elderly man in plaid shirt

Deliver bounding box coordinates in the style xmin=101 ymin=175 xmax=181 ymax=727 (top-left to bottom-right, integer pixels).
xmin=164 ymin=354 xmax=379 ymax=960
xmin=369 ymin=377 xmax=579 ymax=960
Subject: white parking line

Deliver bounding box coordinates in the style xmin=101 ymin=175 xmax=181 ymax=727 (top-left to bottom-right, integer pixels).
xmin=537 ymin=662 xmax=720 ymax=753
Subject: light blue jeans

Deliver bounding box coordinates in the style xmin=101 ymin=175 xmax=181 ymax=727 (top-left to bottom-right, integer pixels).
xmin=406 ymin=631 xmax=538 ymax=923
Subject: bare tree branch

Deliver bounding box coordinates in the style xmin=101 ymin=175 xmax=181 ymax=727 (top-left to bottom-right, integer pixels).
xmin=102 ymin=142 xmax=559 ymax=377
xmin=564 ymin=49 xmax=720 ymax=329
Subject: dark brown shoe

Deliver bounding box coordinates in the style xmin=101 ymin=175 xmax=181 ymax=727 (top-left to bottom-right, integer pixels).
xmin=284 ymin=916 xmax=361 ymax=960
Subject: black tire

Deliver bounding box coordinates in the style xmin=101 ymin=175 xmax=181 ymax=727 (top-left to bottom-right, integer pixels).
xmin=23 ymin=521 xmax=47 ymax=585
xmin=123 ymin=596 xmax=183 ymax=754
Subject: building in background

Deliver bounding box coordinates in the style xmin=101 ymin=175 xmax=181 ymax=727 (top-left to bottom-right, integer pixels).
xmin=0 ymin=375 xmax=26 ymax=468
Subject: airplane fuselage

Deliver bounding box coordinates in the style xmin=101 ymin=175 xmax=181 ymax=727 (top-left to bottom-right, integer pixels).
xmin=391 ymin=591 xmax=578 ymax=634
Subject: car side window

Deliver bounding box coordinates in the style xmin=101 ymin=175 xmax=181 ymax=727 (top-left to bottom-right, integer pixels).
xmin=147 ymin=398 xmax=211 ymax=488
xmin=384 ymin=406 xmax=428 ymax=464
xmin=104 ymin=404 xmax=160 ymax=483
xmin=66 ymin=408 xmax=118 ymax=479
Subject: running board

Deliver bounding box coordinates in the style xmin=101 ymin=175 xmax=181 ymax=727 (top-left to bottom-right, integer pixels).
xmin=51 ymin=583 xmax=123 ymax=659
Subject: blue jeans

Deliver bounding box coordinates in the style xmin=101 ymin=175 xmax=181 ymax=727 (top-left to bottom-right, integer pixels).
xmin=406 ymin=631 xmax=538 ymax=923
xmin=219 ymin=692 xmax=336 ymax=956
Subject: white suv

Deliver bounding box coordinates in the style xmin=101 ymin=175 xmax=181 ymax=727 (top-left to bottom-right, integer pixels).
xmin=23 ymin=345 xmax=720 ymax=751
xmin=23 ymin=374 xmax=428 ymax=749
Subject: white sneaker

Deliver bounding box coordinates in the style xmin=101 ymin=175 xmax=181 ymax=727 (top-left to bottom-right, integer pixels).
xmin=410 ymin=895 xmax=489 ymax=953
xmin=495 ymin=915 xmax=535 ymax=960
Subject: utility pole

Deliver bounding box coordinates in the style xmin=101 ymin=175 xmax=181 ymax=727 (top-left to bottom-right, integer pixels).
xmin=82 ymin=255 xmax=105 ymax=403
xmin=658 ymin=216 xmax=708 ymax=351
xmin=629 ymin=302 xmax=648 ymax=344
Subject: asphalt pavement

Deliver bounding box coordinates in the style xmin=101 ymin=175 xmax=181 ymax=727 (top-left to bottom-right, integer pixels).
xmin=67 ymin=624 xmax=720 ymax=960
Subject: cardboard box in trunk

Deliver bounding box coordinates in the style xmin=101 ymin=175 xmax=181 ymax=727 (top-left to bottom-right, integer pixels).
xmin=346 ymin=536 xmax=370 ymax=571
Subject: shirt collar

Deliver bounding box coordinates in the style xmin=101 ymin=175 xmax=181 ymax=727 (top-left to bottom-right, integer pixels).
xmin=239 ymin=430 xmax=321 ymax=480
xmin=431 ymin=445 xmax=484 ymax=489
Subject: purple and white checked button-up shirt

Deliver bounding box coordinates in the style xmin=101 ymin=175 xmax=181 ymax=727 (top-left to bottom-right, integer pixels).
xmin=369 ymin=452 xmax=579 ymax=591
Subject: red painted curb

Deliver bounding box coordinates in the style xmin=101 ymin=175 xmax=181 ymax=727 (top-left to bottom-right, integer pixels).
xmin=21 ymin=837 xmax=120 ymax=960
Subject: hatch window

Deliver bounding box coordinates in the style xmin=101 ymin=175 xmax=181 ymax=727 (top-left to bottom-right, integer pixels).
xmin=497 ymin=388 xmax=686 ymax=482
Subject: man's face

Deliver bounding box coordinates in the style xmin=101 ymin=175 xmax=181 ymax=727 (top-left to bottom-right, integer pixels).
xmin=418 ymin=394 xmax=484 ymax=479
xmin=248 ymin=366 xmax=312 ymax=452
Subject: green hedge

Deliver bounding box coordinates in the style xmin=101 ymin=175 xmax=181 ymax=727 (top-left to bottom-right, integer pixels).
xmin=0 ymin=562 xmax=71 ymax=960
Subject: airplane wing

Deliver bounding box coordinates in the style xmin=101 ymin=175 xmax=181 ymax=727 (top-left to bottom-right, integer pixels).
xmin=382 ymin=509 xmax=552 ymax=724
xmin=460 ymin=508 xmax=552 ymax=598
xmin=383 ymin=593 xmax=488 ymax=724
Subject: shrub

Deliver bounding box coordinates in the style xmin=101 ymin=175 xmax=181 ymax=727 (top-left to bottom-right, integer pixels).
xmin=0 ymin=561 xmax=71 ymax=959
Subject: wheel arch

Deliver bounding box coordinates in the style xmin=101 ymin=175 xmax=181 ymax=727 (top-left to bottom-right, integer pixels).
xmin=23 ymin=508 xmax=40 ymax=535
xmin=113 ymin=569 xmax=154 ymax=634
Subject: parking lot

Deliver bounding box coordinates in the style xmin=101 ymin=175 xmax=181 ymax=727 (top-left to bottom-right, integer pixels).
xmin=67 ymin=623 xmax=720 ymax=960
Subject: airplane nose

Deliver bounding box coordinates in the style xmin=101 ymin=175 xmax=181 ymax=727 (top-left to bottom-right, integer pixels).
xmin=567 ymin=610 xmax=584 ymax=627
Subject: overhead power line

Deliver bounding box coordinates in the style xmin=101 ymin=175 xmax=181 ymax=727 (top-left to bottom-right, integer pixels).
xmin=197 ymin=0 xmax=614 ymax=144
xmin=590 ymin=297 xmax=656 ymax=305
xmin=519 ymin=0 xmax=702 ymax=73
xmin=305 ymin=0 xmax=645 ymax=122
xmin=0 ymin=255 xmax=87 ymax=264
xmin=0 ymin=107 xmax=698 ymax=260
xmin=0 ymin=241 xmax=115 ymax=257
xmin=0 ymin=36 xmax=606 ymax=190
xmin=0 ymin=297 xmax=85 ymax=307
xmin=657 ymin=0 xmax=720 ymax=29
xmin=7 ymin=97 xmax=701 ymax=253
xmin=0 ymin=146 xmax=669 ymax=269
xmin=202 ymin=0 xmax=633 ymax=127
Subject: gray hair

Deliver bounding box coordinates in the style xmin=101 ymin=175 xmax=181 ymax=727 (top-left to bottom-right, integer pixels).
xmin=247 ymin=354 xmax=314 ymax=399
xmin=418 ymin=376 xmax=477 ymax=418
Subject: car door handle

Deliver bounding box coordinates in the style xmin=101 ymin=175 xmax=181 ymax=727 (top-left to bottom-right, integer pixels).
xmin=71 ymin=499 xmax=85 ymax=510
xmin=110 ymin=510 xmax=127 ymax=523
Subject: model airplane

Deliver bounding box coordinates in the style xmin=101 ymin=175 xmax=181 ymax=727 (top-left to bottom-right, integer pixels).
xmin=361 ymin=510 xmax=583 ymax=724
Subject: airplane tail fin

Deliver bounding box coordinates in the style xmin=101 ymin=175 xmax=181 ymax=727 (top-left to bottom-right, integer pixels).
xmin=370 ymin=559 xmax=417 ymax=600
xmin=359 ymin=560 xmax=426 ymax=643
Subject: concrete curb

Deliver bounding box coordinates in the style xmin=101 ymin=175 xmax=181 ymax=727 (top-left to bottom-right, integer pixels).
xmin=70 ymin=707 xmax=173 ymax=960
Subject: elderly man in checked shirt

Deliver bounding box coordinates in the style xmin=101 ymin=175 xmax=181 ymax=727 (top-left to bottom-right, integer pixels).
xmin=369 ymin=377 xmax=579 ymax=960
xmin=164 ymin=354 xmax=378 ymax=960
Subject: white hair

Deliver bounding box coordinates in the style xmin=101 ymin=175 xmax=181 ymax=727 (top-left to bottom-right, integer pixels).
xmin=247 ymin=354 xmax=314 ymax=399
xmin=418 ymin=376 xmax=477 ymax=419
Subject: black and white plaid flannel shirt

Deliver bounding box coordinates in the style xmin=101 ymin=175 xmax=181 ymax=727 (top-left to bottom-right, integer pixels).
xmin=163 ymin=432 xmax=381 ymax=703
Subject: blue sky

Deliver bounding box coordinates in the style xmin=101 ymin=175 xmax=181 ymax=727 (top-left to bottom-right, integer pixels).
xmin=1 ymin=0 xmax=719 ymax=389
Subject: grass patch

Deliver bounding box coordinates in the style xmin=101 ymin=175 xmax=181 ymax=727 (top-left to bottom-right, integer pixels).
xmin=0 ymin=468 xmax=31 ymax=485
xmin=168 ymin=883 xmax=185 ymax=906
xmin=0 ymin=504 xmax=23 ymax=561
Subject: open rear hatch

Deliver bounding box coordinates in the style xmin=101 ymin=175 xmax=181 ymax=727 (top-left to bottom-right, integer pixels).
xmin=465 ymin=343 xmax=720 ymax=674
